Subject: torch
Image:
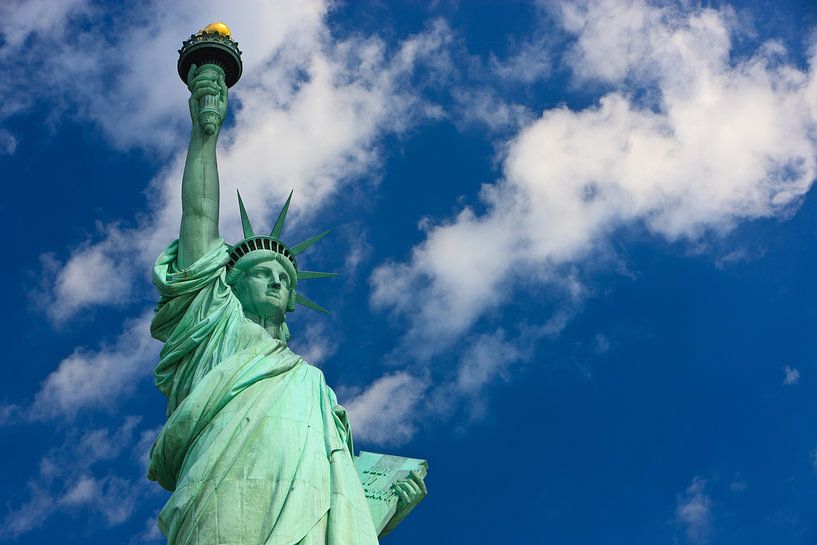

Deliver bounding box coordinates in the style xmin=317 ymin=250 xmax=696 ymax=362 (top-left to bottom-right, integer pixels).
xmin=178 ymin=22 xmax=243 ymax=135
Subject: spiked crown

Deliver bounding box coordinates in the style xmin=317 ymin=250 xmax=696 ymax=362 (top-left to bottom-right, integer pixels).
xmin=225 ymin=190 xmax=336 ymax=314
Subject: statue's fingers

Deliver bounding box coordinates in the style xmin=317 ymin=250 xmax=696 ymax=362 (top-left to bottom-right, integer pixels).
xmin=191 ymin=87 xmax=219 ymax=102
xmin=190 ymin=88 xmax=208 ymax=101
xmin=410 ymin=471 xmax=427 ymax=495
xmin=398 ymin=487 xmax=412 ymax=506
xmin=402 ymin=479 xmax=422 ymax=502
xmin=187 ymin=63 xmax=198 ymax=89
xmin=191 ymin=81 xmax=220 ymax=94
xmin=397 ymin=481 xmax=417 ymax=503
xmin=192 ymin=85 xmax=220 ymax=98
xmin=190 ymin=74 xmax=218 ymax=92
xmin=192 ymin=79 xmax=220 ymax=92
xmin=392 ymin=484 xmax=410 ymax=506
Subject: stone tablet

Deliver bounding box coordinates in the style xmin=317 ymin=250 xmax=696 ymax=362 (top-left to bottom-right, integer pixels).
xmin=354 ymin=451 xmax=429 ymax=534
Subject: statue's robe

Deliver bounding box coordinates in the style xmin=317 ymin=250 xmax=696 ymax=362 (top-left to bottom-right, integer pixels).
xmin=147 ymin=240 xmax=379 ymax=545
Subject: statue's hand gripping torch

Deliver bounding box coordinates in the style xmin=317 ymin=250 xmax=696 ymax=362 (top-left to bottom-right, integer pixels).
xmin=178 ymin=22 xmax=242 ymax=135
xmin=187 ymin=63 xmax=227 ymax=136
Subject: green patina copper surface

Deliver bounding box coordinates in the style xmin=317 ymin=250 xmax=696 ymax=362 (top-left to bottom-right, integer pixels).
xmin=147 ymin=24 xmax=427 ymax=545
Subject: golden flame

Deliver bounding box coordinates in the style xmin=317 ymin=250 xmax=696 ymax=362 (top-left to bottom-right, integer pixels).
xmin=199 ymin=22 xmax=232 ymax=38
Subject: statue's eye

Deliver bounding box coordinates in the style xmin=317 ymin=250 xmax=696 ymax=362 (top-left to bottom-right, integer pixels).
xmin=280 ymin=275 xmax=288 ymax=284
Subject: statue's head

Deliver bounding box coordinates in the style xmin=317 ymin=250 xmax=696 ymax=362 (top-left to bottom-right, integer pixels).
xmin=231 ymin=259 xmax=296 ymax=324
xmin=225 ymin=190 xmax=336 ymax=341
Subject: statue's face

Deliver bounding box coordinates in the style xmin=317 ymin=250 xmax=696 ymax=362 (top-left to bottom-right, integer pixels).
xmin=233 ymin=260 xmax=292 ymax=324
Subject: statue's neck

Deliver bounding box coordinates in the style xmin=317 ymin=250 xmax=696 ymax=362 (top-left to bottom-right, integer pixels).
xmin=245 ymin=313 xmax=283 ymax=340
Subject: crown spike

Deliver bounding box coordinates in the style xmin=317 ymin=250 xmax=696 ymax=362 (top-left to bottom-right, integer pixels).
xmin=270 ymin=190 xmax=293 ymax=239
xmin=290 ymin=230 xmax=331 ymax=256
xmin=236 ymin=190 xmax=254 ymax=238
xmin=295 ymin=292 xmax=330 ymax=314
xmin=297 ymin=270 xmax=340 ymax=281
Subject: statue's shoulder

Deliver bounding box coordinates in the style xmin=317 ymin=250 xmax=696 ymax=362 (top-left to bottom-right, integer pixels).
xmin=295 ymin=354 xmax=321 ymax=371
xmin=289 ymin=353 xmax=327 ymax=380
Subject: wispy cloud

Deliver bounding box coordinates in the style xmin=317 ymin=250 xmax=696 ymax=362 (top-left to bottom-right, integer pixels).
xmin=371 ymin=0 xmax=817 ymax=364
xmin=344 ymin=372 xmax=428 ymax=446
xmin=454 ymin=331 xmax=524 ymax=397
xmin=675 ymin=476 xmax=713 ymax=545
xmin=2 ymin=312 xmax=158 ymax=424
xmin=729 ymin=476 xmax=747 ymax=493
xmin=342 ymin=329 xmax=533 ymax=444
xmin=32 ymin=312 xmax=157 ymax=419
xmin=714 ymin=247 xmax=768 ymax=269
xmin=291 ymin=322 xmax=339 ymax=367
xmin=37 ymin=227 xmax=141 ymax=323
xmin=130 ymin=513 xmax=164 ymax=545
xmin=0 ymin=0 xmax=90 ymax=137
xmin=0 ymin=417 xmax=158 ymax=539
xmin=0 ymin=0 xmax=88 ymax=51
xmin=783 ymin=365 xmax=800 ymax=385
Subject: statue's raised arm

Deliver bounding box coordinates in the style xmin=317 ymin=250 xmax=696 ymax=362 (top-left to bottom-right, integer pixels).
xmin=177 ymin=63 xmax=228 ymax=269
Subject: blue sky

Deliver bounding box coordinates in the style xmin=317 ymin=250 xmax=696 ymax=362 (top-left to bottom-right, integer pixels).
xmin=2 ymin=0 xmax=817 ymax=543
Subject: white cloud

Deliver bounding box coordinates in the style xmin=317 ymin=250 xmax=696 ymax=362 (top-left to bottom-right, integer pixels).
xmin=28 ymin=312 xmax=158 ymax=420
xmin=344 ymin=372 xmax=427 ymax=446
xmin=0 ymin=485 xmax=54 ymax=540
xmin=131 ymin=514 xmax=164 ymax=545
xmin=489 ymin=36 xmax=552 ymax=85
xmin=291 ymin=322 xmax=338 ymax=366
xmin=0 ymin=0 xmax=88 ymax=50
xmin=0 ymin=0 xmax=91 ymax=134
xmin=675 ymin=477 xmax=713 ymax=545
xmin=594 ymin=333 xmax=611 ymax=354
xmin=714 ymin=246 xmax=767 ymax=269
xmin=343 ymin=328 xmax=540 ymax=443
xmin=59 ymin=476 xmax=98 ymax=507
xmin=729 ymin=477 xmax=747 ymax=493
xmin=0 ymin=417 xmax=154 ymax=539
xmin=0 ymin=129 xmax=16 ymax=154
xmin=425 ymin=331 xmax=526 ymax=421
xmin=783 ymin=365 xmax=800 ymax=385
xmin=451 ymin=87 xmax=534 ymax=132
xmin=372 ymin=0 xmax=817 ymax=359
xmin=455 ymin=332 xmax=522 ymax=396
xmin=41 ymin=227 xmax=138 ymax=322
xmin=340 ymin=225 xmax=374 ymax=278
xmin=1 ymin=313 xmax=157 ymax=424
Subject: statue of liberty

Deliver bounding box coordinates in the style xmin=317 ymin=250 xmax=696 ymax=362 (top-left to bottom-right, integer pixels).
xmin=147 ymin=23 xmax=426 ymax=545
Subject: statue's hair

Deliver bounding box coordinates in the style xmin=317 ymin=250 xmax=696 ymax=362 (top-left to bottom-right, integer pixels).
xmin=225 ymin=252 xmax=297 ymax=289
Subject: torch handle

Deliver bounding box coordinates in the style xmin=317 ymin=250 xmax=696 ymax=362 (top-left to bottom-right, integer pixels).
xmin=195 ymin=64 xmax=225 ymax=135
